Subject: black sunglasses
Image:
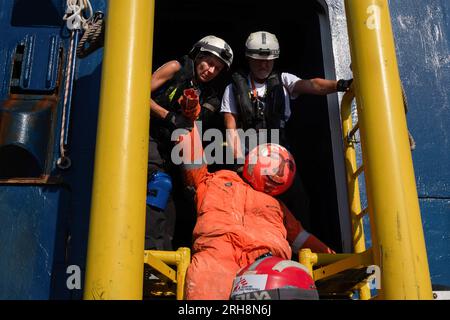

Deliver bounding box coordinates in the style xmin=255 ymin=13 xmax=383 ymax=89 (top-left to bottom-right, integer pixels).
xmin=201 ymin=43 xmax=232 ymax=61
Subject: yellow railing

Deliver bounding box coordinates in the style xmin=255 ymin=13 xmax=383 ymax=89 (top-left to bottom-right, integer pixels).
xmin=144 ymin=248 xmax=191 ymax=300
xmin=299 ymin=0 xmax=433 ymax=300
xmin=341 ymin=89 xmax=372 ymax=299
xmin=299 ymin=89 xmax=373 ymax=300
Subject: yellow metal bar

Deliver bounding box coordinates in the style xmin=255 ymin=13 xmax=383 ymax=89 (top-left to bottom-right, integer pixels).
xmin=356 ymin=207 xmax=369 ymax=218
xmin=175 ymin=248 xmax=191 ymax=300
xmin=144 ymin=252 xmax=177 ymax=283
xmin=345 ymin=0 xmax=432 ymax=299
xmin=299 ymin=249 xmax=318 ymax=277
xmin=341 ymin=90 xmax=367 ymax=255
xmin=313 ymin=250 xmax=373 ymax=281
xmin=348 ymin=122 xmax=360 ymax=140
xmin=84 ymin=0 xmax=155 ymax=300
xmin=341 ymin=90 xmax=371 ymax=299
xmin=353 ymin=165 xmax=364 ymax=178
xmin=144 ymin=248 xmax=191 ymax=300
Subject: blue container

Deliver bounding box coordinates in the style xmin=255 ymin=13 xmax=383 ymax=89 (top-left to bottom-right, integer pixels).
xmin=146 ymin=171 xmax=172 ymax=211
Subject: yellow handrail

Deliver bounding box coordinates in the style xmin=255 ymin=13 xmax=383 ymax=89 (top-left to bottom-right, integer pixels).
xmin=341 ymin=89 xmax=371 ymax=299
xmin=341 ymin=90 xmax=368 ymax=256
xmin=144 ymin=248 xmax=191 ymax=300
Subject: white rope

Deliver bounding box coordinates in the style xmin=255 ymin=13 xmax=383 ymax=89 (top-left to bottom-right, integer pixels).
xmin=63 ymin=0 xmax=93 ymax=30
xmin=57 ymin=1 xmax=93 ymax=169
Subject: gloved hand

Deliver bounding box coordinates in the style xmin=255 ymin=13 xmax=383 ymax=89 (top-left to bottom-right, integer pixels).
xmin=336 ymin=79 xmax=353 ymax=92
xmin=164 ymin=111 xmax=194 ymax=131
xmin=178 ymin=88 xmax=201 ymax=121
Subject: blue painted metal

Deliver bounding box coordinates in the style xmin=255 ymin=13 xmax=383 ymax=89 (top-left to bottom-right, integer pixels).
xmin=19 ymin=34 xmax=61 ymax=92
xmin=389 ymin=0 xmax=450 ymax=287
xmin=360 ymin=0 xmax=450 ymax=288
xmin=0 ymin=98 xmax=53 ymax=177
xmin=0 ymin=186 xmax=69 ymax=299
xmin=0 ymin=0 xmax=106 ymax=299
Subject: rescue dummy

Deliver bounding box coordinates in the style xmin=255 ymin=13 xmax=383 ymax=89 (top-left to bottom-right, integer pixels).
xmin=174 ymin=123 xmax=334 ymax=300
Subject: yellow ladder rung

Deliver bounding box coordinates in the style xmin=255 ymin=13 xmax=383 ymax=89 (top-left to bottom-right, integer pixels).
xmin=355 ymin=207 xmax=369 ymax=218
xmin=347 ymin=122 xmax=360 ymax=143
xmin=313 ymin=249 xmax=373 ymax=281
xmin=353 ymin=165 xmax=364 ymax=178
xmin=144 ymin=251 xmax=177 ymax=283
xmin=144 ymin=248 xmax=191 ymax=300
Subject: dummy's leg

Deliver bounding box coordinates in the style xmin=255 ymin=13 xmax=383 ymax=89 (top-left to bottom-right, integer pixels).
xmin=185 ymin=238 xmax=241 ymax=300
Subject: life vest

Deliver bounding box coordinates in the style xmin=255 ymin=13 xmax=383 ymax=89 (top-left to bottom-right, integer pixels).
xmin=152 ymin=55 xmax=196 ymax=113
xmin=231 ymin=71 xmax=286 ymax=131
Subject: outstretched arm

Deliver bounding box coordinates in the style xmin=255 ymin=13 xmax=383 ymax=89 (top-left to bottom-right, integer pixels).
xmin=291 ymin=78 xmax=352 ymax=96
xmin=292 ymin=78 xmax=338 ymax=96
xmin=281 ymin=201 xmax=335 ymax=254
xmin=172 ymin=123 xmax=209 ymax=189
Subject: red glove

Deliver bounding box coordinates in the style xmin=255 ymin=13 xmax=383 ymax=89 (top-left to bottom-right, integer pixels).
xmin=178 ymin=88 xmax=201 ymax=121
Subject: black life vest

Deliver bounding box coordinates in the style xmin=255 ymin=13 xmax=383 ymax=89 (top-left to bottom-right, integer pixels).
xmin=150 ymin=55 xmax=222 ymax=144
xmin=231 ymin=71 xmax=286 ymax=131
xmin=152 ymin=55 xmax=196 ymax=113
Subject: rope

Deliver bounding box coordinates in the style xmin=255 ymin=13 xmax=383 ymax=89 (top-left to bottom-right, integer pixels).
xmin=401 ymin=83 xmax=416 ymax=151
xmin=77 ymin=12 xmax=105 ymax=58
xmin=57 ymin=0 xmax=93 ymax=169
xmin=57 ymin=30 xmax=76 ymax=170
xmin=63 ymin=0 xmax=93 ymax=31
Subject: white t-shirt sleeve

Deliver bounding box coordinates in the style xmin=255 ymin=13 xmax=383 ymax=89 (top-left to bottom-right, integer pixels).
xmin=281 ymin=72 xmax=302 ymax=100
xmin=220 ymin=84 xmax=239 ymax=114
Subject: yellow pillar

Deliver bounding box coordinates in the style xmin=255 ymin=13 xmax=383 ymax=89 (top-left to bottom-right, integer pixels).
xmin=84 ymin=0 xmax=155 ymax=299
xmin=344 ymin=0 xmax=432 ymax=299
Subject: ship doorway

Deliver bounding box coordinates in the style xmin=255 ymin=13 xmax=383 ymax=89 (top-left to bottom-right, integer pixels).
xmin=153 ymin=0 xmax=351 ymax=253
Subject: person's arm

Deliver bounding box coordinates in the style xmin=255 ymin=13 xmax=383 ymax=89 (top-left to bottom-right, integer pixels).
xmin=221 ymin=85 xmax=244 ymax=161
xmin=292 ymin=78 xmax=338 ymax=96
xmin=224 ymin=112 xmax=244 ymax=160
xmin=173 ymin=123 xmax=209 ymax=189
xmin=150 ymin=60 xmax=181 ymax=119
xmin=280 ymin=201 xmax=335 ymax=254
xmin=291 ymin=78 xmax=353 ymax=96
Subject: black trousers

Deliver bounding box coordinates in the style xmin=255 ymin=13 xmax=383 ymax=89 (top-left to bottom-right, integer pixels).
xmin=145 ymin=136 xmax=176 ymax=250
xmin=145 ymin=135 xmax=197 ymax=250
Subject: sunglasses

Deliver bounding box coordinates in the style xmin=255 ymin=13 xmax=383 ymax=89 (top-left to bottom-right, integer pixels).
xmin=201 ymin=43 xmax=232 ymax=61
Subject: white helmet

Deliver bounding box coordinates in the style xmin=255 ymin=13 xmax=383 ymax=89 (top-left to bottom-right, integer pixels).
xmin=245 ymin=31 xmax=280 ymax=60
xmin=189 ymin=35 xmax=234 ymax=68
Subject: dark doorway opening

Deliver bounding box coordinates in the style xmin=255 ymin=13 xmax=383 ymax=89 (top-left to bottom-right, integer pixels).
xmin=153 ymin=0 xmax=348 ymax=253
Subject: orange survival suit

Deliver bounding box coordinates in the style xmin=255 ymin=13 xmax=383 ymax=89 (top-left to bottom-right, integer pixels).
xmin=175 ymin=124 xmax=333 ymax=300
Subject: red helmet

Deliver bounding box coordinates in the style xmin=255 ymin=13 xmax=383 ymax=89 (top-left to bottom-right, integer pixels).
xmin=230 ymin=255 xmax=319 ymax=300
xmin=243 ymin=143 xmax=296 ymax=196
